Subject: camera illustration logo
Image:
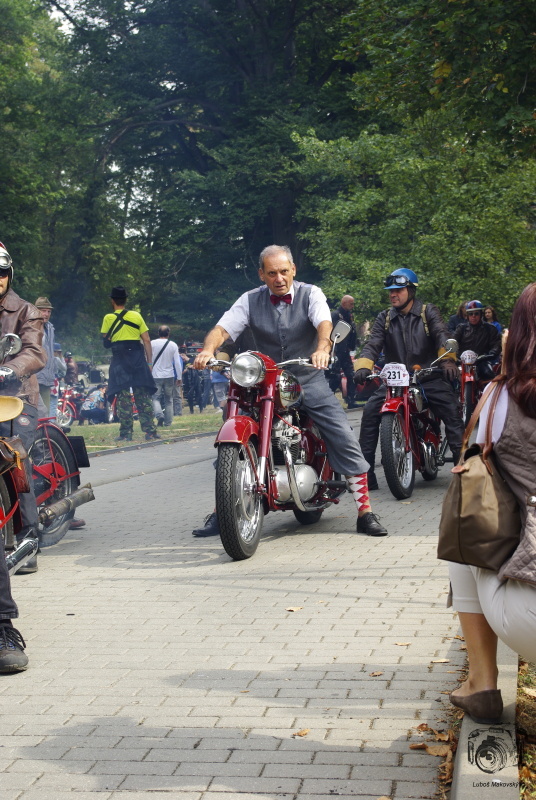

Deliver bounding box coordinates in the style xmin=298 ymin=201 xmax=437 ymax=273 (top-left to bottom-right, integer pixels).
xmin=468 ymin=726 xmax=517 ymax=774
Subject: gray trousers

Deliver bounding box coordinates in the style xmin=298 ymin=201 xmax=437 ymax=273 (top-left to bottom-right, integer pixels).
xmin=152 ymin=377 xmax=175 ymax=426
xmin=299 ymin=373 xmax=369 ymax=476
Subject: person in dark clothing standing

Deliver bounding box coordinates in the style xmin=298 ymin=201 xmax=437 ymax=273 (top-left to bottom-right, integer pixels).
xmin=101 ymin=286 xmax=158 ymax=442
xmin=354 ymin=268 xmax=464 ymax=489
xmin=453 ymin=300 xmax=502 ymax=381
xmin=0 ymin=241 xmax=47 ymax=671
xmin=330 ymin=295 xmax=358 ymax=409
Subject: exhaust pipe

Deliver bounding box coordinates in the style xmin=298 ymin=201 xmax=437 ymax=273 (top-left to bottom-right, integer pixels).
xmin=5 ymin=538 xmax=39 ymax=576
xmin=38 ymin=484 xmax=95 ymax=526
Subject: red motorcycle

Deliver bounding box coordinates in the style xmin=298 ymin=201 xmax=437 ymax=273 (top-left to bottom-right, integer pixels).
xmin=56 ymin=383 xmax=86 ymax=428
xmin=0 ymin=335 xmax=94 ymax=570
xmin=378 ymin=339 xmax=458 ymax=500
xmin=458 ymin=349 xmax=499 ymax=428
xmin=207 ymin=321 xmax=352 ymax=560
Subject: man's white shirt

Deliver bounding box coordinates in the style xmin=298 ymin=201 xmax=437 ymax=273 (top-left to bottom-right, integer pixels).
xmin=217 ymin=283 xmax=331 ymax=342
xmin=150 ymin=338 xmax=183 ymax=380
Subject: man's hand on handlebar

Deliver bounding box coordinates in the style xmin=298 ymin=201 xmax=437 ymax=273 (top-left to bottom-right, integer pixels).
xmin=354 ymin=367 xmax=372 ymax=384
xmin=193 ymin=349 xmax=215 ymax=370
xmin=0 ymin=366 xmax=18 ymax=385
xmin=310 ymin=347 xmax=331 ymax=370
xmin=440 ymin=359 xmax=459 ymax=380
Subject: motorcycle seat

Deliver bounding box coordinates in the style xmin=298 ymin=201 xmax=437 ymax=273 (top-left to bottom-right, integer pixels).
xmin=0 ymin=396 xmax=23 ymax=423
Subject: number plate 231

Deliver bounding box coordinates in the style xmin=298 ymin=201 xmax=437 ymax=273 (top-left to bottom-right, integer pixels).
xmin=380 ymin=363 xmax=410 ymax=387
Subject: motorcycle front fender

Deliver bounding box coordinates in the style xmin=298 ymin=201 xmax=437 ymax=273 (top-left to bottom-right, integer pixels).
xmin=380 ymin=395 xmax=404 ymax=415
xmin=215 ymin=416 xmax=259 ymax=446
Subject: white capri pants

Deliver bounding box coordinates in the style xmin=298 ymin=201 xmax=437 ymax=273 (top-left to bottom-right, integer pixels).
xmin=449 ymin=562 xmax=536 ymax=663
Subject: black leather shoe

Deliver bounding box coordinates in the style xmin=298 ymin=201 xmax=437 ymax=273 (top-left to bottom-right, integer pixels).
xmin=356 ymin=512 xmax=388 ymax=536
xmin=192 ymin=512 xmax=220 ymax=538
xmin=16 ymin=554 xmax=38 ymax=574
xmin=115 ymin=434 xmax=132 ymax=442
xmin=145 ymin=432 xmax=161 ymax=441
xmin=449 ymin=689 xmax=503 ymax=724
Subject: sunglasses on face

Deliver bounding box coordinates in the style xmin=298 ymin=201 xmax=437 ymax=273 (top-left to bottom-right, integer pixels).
xmin=0 ymin=267 xmax=11 ymax=278
xmin=466 ymin=310 xmax=481 ymax=316
xmin=384 ymin=275 xmax=411 ymax=287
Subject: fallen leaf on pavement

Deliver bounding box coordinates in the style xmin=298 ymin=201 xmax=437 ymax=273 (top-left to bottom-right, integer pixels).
xmin=431 ymin=659 xmax=449 ymax=663
xmin=240 ymin=690 xmax=249 ymax=693
xmin=523 ymin=688 xmax=536 ymax=698
xmin=292 ymin=728 xmax=310 ymax=737
xmin=410 ymin=742 xmax=427 ymax=750
xmin=286 ymin=607 xmax=303 ymax=612
xmin=425 ymin=744 xmax=451 ymax=757
xmin=369 ymin=671 xmax=384 ymax=677
xmin=416 ymin=723 xmax=430 ymax=732
xmin=395 ymin=642 xmax=411 ymax=646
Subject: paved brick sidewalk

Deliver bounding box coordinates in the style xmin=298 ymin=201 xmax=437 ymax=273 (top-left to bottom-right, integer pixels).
xmin=1 ymin=420 xmax=466 ymax=799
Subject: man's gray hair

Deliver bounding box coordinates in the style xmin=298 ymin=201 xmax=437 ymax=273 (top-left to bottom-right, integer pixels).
xmin=158 ymin=325 xmax=170 ymax=337
xmin=259 ymin=245 xmax=294 ymax=270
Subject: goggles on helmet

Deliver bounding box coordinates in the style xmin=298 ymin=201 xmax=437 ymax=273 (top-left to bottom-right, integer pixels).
xmin=0 ymin=253 xmax=12 ymax=269
xmin=384 ymin=274 xmax=413 ymax=288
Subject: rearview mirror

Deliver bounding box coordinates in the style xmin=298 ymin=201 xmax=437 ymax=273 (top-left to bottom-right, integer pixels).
xmin=331 ymin=320 xmax=351 ymax=344
xmin=0 ymin=333 xmax=22 ymax=362
xmin=445 ymin=338 xmax=459 ymax=353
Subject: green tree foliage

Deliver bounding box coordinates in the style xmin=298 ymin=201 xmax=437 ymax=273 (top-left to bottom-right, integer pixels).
xmin=340 ymin=0 xmax=536 ymax=150
xmin=297 ymin=116 xmax=536 ymax=323
xmin=44 ymin=0 xmax=363 ymax=330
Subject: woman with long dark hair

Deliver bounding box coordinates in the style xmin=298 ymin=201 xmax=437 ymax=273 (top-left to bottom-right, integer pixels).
xmin=484 ymin=305 xmax=502 ymax=332
xmin=446 ymin=282 xmax=536 ymax=724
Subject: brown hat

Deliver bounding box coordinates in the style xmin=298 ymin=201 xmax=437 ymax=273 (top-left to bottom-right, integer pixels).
xmin=35 ymin=296 xmax=53 ymax=309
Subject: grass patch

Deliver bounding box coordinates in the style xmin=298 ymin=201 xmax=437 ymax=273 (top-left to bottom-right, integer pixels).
xmin=72 ymin=408 xmax=223 ymax=452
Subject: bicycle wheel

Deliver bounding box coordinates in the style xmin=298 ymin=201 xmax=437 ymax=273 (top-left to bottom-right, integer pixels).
xmin=31 ymin=424 xmax=80 ymax=547
xmin=380 ymin=411 xmax=415 ymax=499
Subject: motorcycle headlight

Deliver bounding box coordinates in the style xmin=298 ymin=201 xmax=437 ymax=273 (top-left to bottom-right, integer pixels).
xmin=230 ymin=352 xmax=265 ymax=388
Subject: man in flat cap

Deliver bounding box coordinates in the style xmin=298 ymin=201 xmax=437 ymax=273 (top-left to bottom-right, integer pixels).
xmin=34 ymin=297 xmax=55 ymax=415
xmin=101 ymin=286 xmax=158 ymax=442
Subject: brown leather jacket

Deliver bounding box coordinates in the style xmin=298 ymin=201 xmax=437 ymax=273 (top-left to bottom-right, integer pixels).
xmin=0 ymin=288 xmax=46 ymax=407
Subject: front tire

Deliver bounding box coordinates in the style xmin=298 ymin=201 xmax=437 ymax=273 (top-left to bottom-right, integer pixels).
xmin=216 ymin=442 xmax=264 ymax=560
xmin=293 ymin=508 xmax=324 ymax=525
xmin=462 ymin=382 xmax=476 ymax=428
xmin=31 ymin=425 xmax=80 ymax=547
xmin=56 ymin=406 xmax=74 ymax=429
xmin=380 ymin=411 xmax=415 ymax=499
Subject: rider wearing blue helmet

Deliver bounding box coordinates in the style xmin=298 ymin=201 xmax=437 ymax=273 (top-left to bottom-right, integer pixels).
xmin=354 ymin=268 xmax=464 ymax=489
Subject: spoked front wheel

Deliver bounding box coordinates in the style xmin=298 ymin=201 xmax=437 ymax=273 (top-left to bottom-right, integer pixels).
xmin=380 ymin=411 xmax=415 ymax=499
xmin=462 ymin=382 xmax=476 ymax=428
xmin=216 ymin=442 xmax=264 ymax=560
xmin=56 ymin=406 xmax=74 ymax=429
xmin=31 ymin=424 xmax=80 ymax=547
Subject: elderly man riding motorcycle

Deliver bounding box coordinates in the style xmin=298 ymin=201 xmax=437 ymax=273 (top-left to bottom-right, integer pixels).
xmin=354 ymin=268 xmax=465 ymax=489
xmin=193 ymin=244 xmax=388 ymax=538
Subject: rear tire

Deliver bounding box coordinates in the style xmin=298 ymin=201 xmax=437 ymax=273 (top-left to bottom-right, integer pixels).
xmin=216 ymin=443 xmax=264 ymax=560
xmin=293 ymin=508 xmax=324 ymax=525
xmin=380 ymin=411 xmax=415 ymax=499
xmin=421 ymin=442 xmax=439 ymax=481
xmin=31 ymin=424 xmax=80 ymax=547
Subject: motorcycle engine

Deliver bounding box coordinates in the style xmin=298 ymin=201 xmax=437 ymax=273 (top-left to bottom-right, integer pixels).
xmin=271 ymin=414 xmax=319 ymax=503
xmin=271 ymin=414 xmax=301 ymax=465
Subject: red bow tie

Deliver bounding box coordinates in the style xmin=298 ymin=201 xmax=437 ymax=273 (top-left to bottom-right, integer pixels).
xmin=270 ymin=293 xmax=292 ymax=306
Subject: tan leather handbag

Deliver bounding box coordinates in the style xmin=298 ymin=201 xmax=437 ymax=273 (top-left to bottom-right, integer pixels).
xmin=437 ymin=380 xmax=521 ymax=571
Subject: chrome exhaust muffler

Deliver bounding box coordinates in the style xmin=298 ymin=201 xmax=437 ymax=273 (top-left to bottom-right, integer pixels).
xmin=38 ymin=484 xmax=95 ymax=526
xmin=5 ymin=538 xmax=39 ymax=576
